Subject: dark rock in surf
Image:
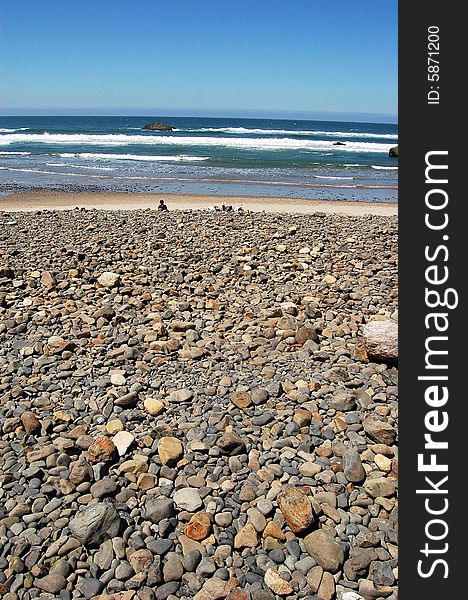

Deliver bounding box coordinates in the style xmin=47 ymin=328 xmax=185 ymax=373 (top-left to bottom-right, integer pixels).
xmin=143 ymin=122 xmax=174 ymax=131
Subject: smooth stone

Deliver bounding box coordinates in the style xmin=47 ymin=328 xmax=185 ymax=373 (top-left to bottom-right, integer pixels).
xmin=173 ymin=488 xmax=203 ymax=512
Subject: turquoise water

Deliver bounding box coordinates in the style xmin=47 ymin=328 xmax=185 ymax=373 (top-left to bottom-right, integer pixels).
xmin=0 ymin=116 xmax=398 ymax=202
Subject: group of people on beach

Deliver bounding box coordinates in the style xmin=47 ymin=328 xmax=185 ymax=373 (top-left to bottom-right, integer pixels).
xmin=213 ymin=203 xmax=243 ymax=212
xmin=157 ymin=199 xmax=244 ymax=212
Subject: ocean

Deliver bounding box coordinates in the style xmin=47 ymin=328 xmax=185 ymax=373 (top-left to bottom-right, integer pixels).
xmin=0 ymin=116 xmax=398 ymax=202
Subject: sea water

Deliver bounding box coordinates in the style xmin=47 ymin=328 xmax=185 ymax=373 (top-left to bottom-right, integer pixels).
xmin=0 ymin=116 xmax=398 ymax=202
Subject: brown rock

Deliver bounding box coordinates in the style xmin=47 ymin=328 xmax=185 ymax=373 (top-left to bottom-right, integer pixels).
xmin=277 ymin=487 xmax=314 ymax=533
xmin=293 ymin=409 xmax=312 ymax=428
xmin=128 ymin=549 xmax=153 ymax=573
xmin=193 ymin=577 xmax=237 ymax=600
xmin=304 ymin=529 xmax=344 ymax=573
xmin=263 ymin=521 xmax=286 ymax=541
xmin=317 ymin=571 xmax=335 ymax=600
xmin=363 ymin=416 xmax=397 ymax=445
xmin=217 ymin=432 xmax=246 ymax=456
xmin=295 ymin=326 xmax=318 ymax=345
xmin=226 ymin=590 xmax=250 ymax=600
xmin=158 ymin=436 xmax=184 ymax=466
xmin=230 ymin=389 xmax=252 ymax=409
xmin=307 ymin=565 xmax=323 ymax=593
xmin=21 ymin=411 xmax=40 ymax=435
xmin=26 ymin=446 xmax=55 ymax=463
xmin=41 ymin=270 xmax=56 ymax=288
xmin=137 ymin=473 xmax=157 ymax=490
xmin=69 ymin=457 xmax=93 ymax=485
xmin=184 ymin=512 xmax=212 ymax=541
xmin=234 ymin=523 xmax=259 ymax=549
xmin=87 ymin=435 xmax=117 ymax=464
xmin=143 ymin=398 xmax=165 ymax=416
xmin=363 ymin=477 xmax=397 ymax=498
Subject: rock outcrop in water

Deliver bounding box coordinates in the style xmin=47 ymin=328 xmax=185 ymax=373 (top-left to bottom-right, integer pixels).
xmin=143 ymin=121 xmax=174 ymax=131
xmin=389 ymin=145 xmax=398 ymax=157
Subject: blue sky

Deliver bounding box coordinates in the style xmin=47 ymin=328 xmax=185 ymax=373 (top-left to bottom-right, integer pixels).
xmin=0 ymin=0 xmax=397 ymax=121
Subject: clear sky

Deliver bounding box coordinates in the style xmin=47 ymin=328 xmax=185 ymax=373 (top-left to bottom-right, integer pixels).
xmin=0 ymin=0 xmax=398 ymax=122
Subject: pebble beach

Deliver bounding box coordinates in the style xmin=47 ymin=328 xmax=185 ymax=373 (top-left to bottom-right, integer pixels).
xmin=0 ymin=203 xmax=398 ymax=600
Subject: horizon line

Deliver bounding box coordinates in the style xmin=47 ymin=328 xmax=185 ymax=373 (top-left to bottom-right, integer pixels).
xmin=0 ymin=108 xmax=398 ymax=125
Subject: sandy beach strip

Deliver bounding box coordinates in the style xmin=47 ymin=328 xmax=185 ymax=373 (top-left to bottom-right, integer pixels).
xmin=0 ymin=190 xmax=398 ymax=216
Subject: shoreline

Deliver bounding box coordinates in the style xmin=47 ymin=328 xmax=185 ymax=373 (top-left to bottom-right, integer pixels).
xmin=0 ymin=190 xmax=398 ymax=216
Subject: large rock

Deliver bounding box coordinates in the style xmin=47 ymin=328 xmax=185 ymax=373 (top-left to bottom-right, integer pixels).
xmin=69 ymin=503 xmax=122 ymax=546
xmin=216 ymin=432 xmax=246 ymax=456
xmin=277 ymin=487 xmax=314 ymax=533
xmin=343 ymin=547 xmax=378 ymax=581
xmin=158 ymin=436 xmax=184 ymax=465
xmin=97 ymin=271 xmax=121 ymax=288
xmin=184 ymin=512 xmax=212 ymax=540
xmin=342 ymin=448 xmax=366 ymax=484
xmin=234 ymin=523 xmax=259 ymax=549
xmin=389 ymin=145 xmax=398 ymax=157
xmin=143 ymin=121 xmax=174 ymax=131
xmin=173 ymin=488 xmax=203 ymax=512
xmin=304 ymin=529 xmax=345 ymax=573
xmin=193 ymin=577 xmax=235 ymax=600
xmin=21 ymin=411 xmax=41 ymax=435
xmin=87 ymin=435 xmax=117 ymax=464
xmin=362 ymin=320 xmax=398 ymax=362
xmin=35 ymin=574 xmax=67 ymax=593
xmin=364 ymin=477 xmax=397 ymax=498
xmin=145 ymin=497 xmax=175 ymax=523
xmin=363 ymin=415 xmax=397 ymax=445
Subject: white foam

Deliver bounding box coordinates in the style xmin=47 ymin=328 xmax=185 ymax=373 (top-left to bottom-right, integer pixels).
xmin=372 ymin=165 xmax=398 ymax=170
xmin=312 ymin=175 xmax=355 ymax=180
xmin=192 ymin=127 xmax=398 ymax=139
xmin=0 ymin=133 xmax=393 ymax=153
xmin=46 ymin=162 xmax=117 ymax=171
xmin=76 ymin=153 xmax=210 ymax=162
xmin=0 ymin=151 xmax=31 ymax=155
xmin=0 ymin=127 xmax=29 ymax=133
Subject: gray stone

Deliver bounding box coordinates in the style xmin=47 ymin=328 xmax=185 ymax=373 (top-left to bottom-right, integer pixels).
xmin=36 ymin=574 xmax=67 ymax=594
xmin=342 ymin=448 xmax=366 ymax=484
xmin=145 ymin=498 xmax=175 ymax=523
xmin=77 ymin=578 xmax=105 ymax=599
xmin=69 ymin=503 xmax=122 ymax=546
xmin=163 ymin=552 xmax=184 ymax=582
xmin=173 ymin=488 xmax=203 ymax=512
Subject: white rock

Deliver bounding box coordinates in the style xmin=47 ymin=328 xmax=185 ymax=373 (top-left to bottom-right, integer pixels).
xmin=110 ymin=373 xmax=126 ymax=386
xmin=340 ymin=593 xmax=365 ymax=600
xmin=112 ymin=431 xmax=135 ymax=456
xmin=363 ymin=320 xmax=398 ymax=361
xmin=97 ymin=272 xmax=120 ymax=288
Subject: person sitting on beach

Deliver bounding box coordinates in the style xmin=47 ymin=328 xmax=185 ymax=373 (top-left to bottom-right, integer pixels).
xmin=158 ymin=199 xmax=168 ymax=211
